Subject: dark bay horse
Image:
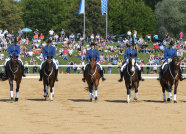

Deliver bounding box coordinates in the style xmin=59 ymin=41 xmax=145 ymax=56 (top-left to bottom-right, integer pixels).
xmin=160 ymin=56 xmax=183 ymax=103
xmin=85 ymin=57 xmax=100 ymax=102
xmin=43 ymin=56 xmax=56 ymax=101
xmin=5 ymin=54 xmax=23 ymax=102
xmin=123 ymin=54 xmax=139 ymax=103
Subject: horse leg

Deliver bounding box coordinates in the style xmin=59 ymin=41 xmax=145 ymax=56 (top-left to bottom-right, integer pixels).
xmin=162 ymin=87 xmax=166 ymax=102
xmin=94 ymin=85 xmax=98 ymax=101
xmin=127 ymin=88 xmax=130 ymax=103
xmin=134 ymin=87 xmax=138 ymax=100
xmin=50 ymin=86 xmax=53 ymax=101
xmin=89 ymin=84 xmax=93 ymax=102
xmin=167 ymin=85 xmax=172 ymax=102
xmin=173 ymin=83 xmax=178 ymax=103
xmin=15 ymin=80 xmax=20 ymax=101
xmin=9 ymin=79 xmax=13 ymax=102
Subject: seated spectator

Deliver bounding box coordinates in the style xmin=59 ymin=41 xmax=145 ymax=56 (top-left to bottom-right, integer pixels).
xmin=68 ymin=47 xmax=73 ymax=57
xmin=100 ymin=54 xmax=105 ymax=62
xmin=153 ymin=42 xmax=159 ymax=53
xmin=159 ymin=45 xmax=164 ymax=52
xmin=119 ymin=48 xmax=124 ymax=55
xmin=63 ymin=47 xmax=68 ymax=60
xmin=146 ymin=34 xmax=151 ymax=42
xmin=112 ymin=58 xmax=118 ymax=65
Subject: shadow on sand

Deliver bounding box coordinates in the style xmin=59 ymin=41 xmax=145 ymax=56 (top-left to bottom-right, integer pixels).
xmin=0 ymin=99 xmax=11 ymax=102
xmin=143 ymin=100 xmax=165 ymax=103
xmin=105 ymin=100 xmax=127 ymax=103
xmin=68 ymin=99 xmax=91 ymax=102
xmin=26 ymin=98 xmax=46 ymax=101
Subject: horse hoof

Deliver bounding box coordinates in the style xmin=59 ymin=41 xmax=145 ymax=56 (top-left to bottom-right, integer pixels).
xmin=167 ymin=98 xmax=171 ymax=102
xmin=15 ymin=98 xmax=19 ymax=101
xmin=134 ymin=97 xmax=138 ymax=101
xmin=95 ymin=97 xmax=98 ymax=100
xmin=10 ymin=98 xmax=13 ymax=102
xmin=174 ymin=101 xmax=177 ymax=103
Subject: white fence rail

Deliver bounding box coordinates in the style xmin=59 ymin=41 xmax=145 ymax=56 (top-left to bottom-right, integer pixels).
xmin=0 ymin=65 xmax=186 ymax=67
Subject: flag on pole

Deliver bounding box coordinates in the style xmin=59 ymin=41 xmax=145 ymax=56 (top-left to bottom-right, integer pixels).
xmin=101 ymin=0 xmax=107 ymax=15
xmin=78 ymin=0 xmax=85 ymax=15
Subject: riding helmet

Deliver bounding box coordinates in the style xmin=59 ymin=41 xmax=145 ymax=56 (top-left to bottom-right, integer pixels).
xmin=47 ymin=39 xmax=52 ymax=43
xmin=90 ymin=42 xmax=96 ymax=46
xmin=169 ymin=41 xmax=174 ymax=45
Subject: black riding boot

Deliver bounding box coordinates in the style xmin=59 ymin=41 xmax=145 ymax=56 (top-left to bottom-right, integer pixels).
xmin=22 ymin=65 xmax=26 ymax=77
xmin=118 ymin=71 xmax=124 ymax=82
xmin=55 ymin=69 xmax=59 ymax=81
xmin=39 ymin=70 xmax=42 ymax=81
xmin=100 ymin=70 xmax=106 ymax=81
xmin=138 ymin=70 xmax=144 ymax=81
xmin=82 ymin=69 xmax=86 ymax=82
xmin=179 ymin=68 xmax=184 ymax=81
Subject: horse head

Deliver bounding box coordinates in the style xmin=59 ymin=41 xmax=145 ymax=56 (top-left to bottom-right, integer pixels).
xmin=129 ymin=54 xmax=137 ymax=72
xmin=172 ymin=56 xmax=182 ymax=69
xmin=46 ymin=56 xmax=53 ymax=71
xmin=90 ymin=57 xmax=96 ymax=70
xmin=10 ymin=54 xmax=18 ymax=67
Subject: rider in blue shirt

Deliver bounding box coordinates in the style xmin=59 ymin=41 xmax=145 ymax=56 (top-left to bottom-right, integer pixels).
xmin=39 ymin=39 xmax=58 ymax=81
xmin=158 ymin=41 xmax=184 ymax=81
xmin=82 ymin=42 xmax=106 ymax=82
xmin=118 ymin=40 xmax=144 ymax=82
xmin=4 ymin=39 xmax=25 ymax=77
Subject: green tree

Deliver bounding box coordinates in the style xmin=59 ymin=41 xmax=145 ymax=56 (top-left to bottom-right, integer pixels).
xmin=21 ymin=0 xmax=74 ymax=37
xmin=109 ymin=0 xmax=156 ymax=37
xmin=0 ymin=0 xmax=24 ymax=32
xmin=155 ymin=0 xmax=186 ymax=38
xmin=142 ymin=0 xmax=162 ymax=10
xmin=68 ymin=0 xmax=109 ymax=37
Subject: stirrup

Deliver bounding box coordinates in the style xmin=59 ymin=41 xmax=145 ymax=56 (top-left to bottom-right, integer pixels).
xmin=55 ymin=77 xmax=59 ymax=81
xmin=39 ymin=78 xmax=42 ymax=81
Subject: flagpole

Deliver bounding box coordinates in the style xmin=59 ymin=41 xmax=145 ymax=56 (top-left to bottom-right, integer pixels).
xmin=83 ymin=0 xmax=86 ymax=39
xmin=106 ymin=1 xmax=108 ymax=39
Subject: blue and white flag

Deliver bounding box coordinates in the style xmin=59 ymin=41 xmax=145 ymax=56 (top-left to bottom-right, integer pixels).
xmin=101 ymin=0 xmax=107 ymax=15
xmin=78 ymin=0 xmax=85 ymax=15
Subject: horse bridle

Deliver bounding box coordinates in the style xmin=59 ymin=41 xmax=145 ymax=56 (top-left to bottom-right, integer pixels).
xmin=169 ymin=58 xmax=180 ymax=84
xmin=9 ymin=57 xmax=19 ymax=74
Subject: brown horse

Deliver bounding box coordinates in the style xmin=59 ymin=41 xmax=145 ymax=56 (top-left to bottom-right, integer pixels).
xmin=85 ymin=57 xmax=100 ymax=102
xmin=160 ymin=56 xmax=183 ymax=103
xmin=5 ymin=54 xmax=23 ymax=102
xmin=123 ymin=54 xmax=139 ymax=103
xmin=42 ymin=56 xmax=56 ymax=101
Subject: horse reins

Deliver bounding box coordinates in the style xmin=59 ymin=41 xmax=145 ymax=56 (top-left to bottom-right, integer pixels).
xmin=9 ymin=62 xmax=19 ymax=74
xmin=44 ymin=66 xmax=53 ymax=83
xmin=169 ymin=65 xmax=179 ymax=84
xmin=88 ymin=66 xmax=97 ymax=81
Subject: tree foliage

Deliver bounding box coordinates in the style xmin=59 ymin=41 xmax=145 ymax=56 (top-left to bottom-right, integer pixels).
xmin=0 ymin=0 xmax=24 ymax=31
xmin=155 ymin=0 xmax=186 ymax=38
xmin=21 ymin=0 xmax=74 ymax=36
xmin=109 ymin=0 xmax=156 ymax=37
xmin=68 ymin=0 xmax=108 ymax=37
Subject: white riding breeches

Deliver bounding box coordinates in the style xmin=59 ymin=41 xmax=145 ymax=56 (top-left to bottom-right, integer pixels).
xmin=4 ymin=57 xmax=23 ymax=66
xmin=84 ymin=62 xmax=103 ymax=70
xmin=120 ymin=61 xmax=141 ymax=72
xmin=161 ymin=58 xmax=172 ymax=70
xmin=40 ymin=58 xmax=58 ymax=69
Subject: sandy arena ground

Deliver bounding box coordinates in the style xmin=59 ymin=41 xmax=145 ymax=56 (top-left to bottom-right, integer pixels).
xmin=0 ymin=74 xmax=186 ymax=134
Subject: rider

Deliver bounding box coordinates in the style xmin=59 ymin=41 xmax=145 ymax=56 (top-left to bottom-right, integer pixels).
xmin=39 ymin=39 xmax=58 ymax=81
xmin=3 ymin=39 xmax=25 ymax=77
xmin=82 ymin=42 xmax=106 ymax=82
xmin=118 ymin=40 xmax=144 ymax=82
xmin=157 ymin=41 xmax=184 ymax=81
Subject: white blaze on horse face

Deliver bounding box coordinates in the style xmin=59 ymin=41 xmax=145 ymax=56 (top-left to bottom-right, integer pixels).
xmin=131 ymin=58 xmax=135 ymax=72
